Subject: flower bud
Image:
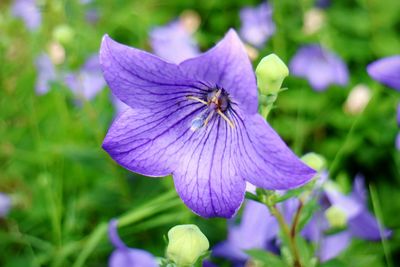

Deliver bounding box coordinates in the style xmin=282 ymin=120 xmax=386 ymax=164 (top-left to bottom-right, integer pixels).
xmin=166 ymin=224 xmax=209 ymax=267
xmin=344 ymin=84 xmax=372 ymax=115
xmin=53 ymin=24 xmax=75 ymax=45
xmin=301 ymin=152 xmax=326 ymax=172
xmin=255 ymin=53 xmax=289 ymax=95
xmin=325 ymin=206 xmax=348 ymax=228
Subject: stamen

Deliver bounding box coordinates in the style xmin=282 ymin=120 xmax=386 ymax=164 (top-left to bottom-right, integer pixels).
xmin=203 ymin=110 xmax=215 ymax=127
xmin=187 ymin=96 xmax=208 ymax=105
xmin=187 ymin=89 xmax=234 ymax=130
xmin=217 ymin=110 xmax=235 ymax=129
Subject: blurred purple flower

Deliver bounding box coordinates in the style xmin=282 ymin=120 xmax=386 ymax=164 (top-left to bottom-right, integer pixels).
xmin=0 ymin=193 xmax=11 ymax=217
xmin=289 ymin=44 xmax=349 ymax=91
xmin=108 ymin=219 xmax=158 ymax=267
xmin=35 ymin=53 xmax=56 ymax=95
xmin=213 ymin=200 xmax=279 ymax=264
xmin=85 ymin=9 xmax=99 ymax=24
xmin=302 ymin=176 xmax=391 ymax=262
xmin=239 ymin=2 xmax=275 ymax=48
xmin=315 ymin=0 xmax=331 ymax=9
xmin=397 ymin=104 xmax=400 ymax=127
xmin=11 ymin=0 xmax=41 ymax=31
xmin=396 ymin=133 xmax=400 ymax=150
xmin=367 ymin=55 xmax=400 ymax=91
xmin=64 ymin=55 xmax=106 ymax=100
xmin=149 ymin=21 xmax=200 ymax=64
xmin=99 ymin=29 xmax=315 ymax=218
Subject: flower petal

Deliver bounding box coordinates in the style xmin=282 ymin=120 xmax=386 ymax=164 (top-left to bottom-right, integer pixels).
xmin=109 ymin=249 xmax=158 ymax=267
xmin=324 ymin=185 xmax=362 ymax=219
xmin=230 ymin=113 xmax=316 ymax=189
xmin=318 ymin=231 xmax=351 ymax=262
xmin=103 ymin=102 xmax=204 ymax=177
xmin=179 ymin=29 xmax=258 ymax=114
xmin=149 ymin=21 xmax=200 ymax=64
xmin=367 ymin=55 xmax=400 ymax=90
xmin=173 ymin=117 xmax=246 ymax=218
xmin=348 ymin=210 xmax=392 ymax=240
xmin=100 ymin=35 xmax=204 ymax=110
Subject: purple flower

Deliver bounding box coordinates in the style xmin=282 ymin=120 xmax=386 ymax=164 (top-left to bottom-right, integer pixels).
xmin=213 ymin=200 xmax=278 ymax=264
xmin=149 ymin=21 xmax=200 ymax=64
xmin=397 ymin=104 xmax=400 ymax=127
xmin=0 ymin=193 xmax=11 ymax=218
xmin=315 ymin=0 xmax=331 ymax=9
xmin=302 ymin=176 xmax=391 ymax=262
xmin=11 ymin=0 xmax=41 ymax=31
xmin=35 ymin=53 xmax=56 ymax=95
xmin=108 ymin=219 xmax=158 ymax=267
xmin=289 ymin=44 xmax=349 ymax=91
xmin=99 ymin=29 xmax=315 ymax=218
xmin=64 ymin=55 xmax=106 ymax=100
xmin=367 ymin=55 xmax=400 ymax=90
xmin=239 ymin=2 xmax=275 ymax=48
xmin=396 ymin=133 xmax=400 ymax=150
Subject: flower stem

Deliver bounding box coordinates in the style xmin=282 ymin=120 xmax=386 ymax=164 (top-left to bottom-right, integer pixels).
xmin=269 ymin=205 xmax=303 ymax=267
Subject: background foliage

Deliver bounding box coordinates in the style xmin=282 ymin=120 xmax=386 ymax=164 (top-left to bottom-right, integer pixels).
xmin=0 ymin=0 xmax=399 ymax=266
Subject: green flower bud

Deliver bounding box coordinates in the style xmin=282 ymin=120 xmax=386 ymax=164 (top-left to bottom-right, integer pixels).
xmin=301 ymin=152 xmax=326 ymax=172
xmin=255 ymin=53 xmax=289 ymax=95
xmin=53 ymin=24 xmax=74 ymax=45
xmin=166 ymin=224 xmax=209 ymax=267
xmin=325 ymin=206 xmax=348 ymax=228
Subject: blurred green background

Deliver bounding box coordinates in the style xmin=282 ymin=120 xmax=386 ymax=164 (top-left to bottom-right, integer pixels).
xmin=0 ymin=0 xmax=399 ymax=266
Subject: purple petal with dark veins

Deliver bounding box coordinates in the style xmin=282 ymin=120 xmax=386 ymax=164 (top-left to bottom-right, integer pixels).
xmin=180 ymin=29 xmax=258 ymax=114
xmin=367 ymin=55 xmax=400 ymax=90
xmin=103 ymin=102 xmax=203 ymax=177
xmin=100 ymin=35 xmax=203 ymax=110
xmin=231 ymin=113 xmax=316 ymax=189
xmin=173 ymin=115 xmax=246 ymax=218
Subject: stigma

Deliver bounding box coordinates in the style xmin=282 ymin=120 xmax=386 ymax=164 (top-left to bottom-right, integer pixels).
xmin=188 ymin=88 xmax=234 ymax=131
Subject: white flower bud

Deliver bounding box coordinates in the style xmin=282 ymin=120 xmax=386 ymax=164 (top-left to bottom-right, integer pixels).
xmin=256 ymin=54 xmax=289 ymax=95
xmin=166 ymin=224 xmax=209 ymax=267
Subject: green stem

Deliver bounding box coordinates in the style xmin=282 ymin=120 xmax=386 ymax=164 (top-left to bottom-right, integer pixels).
xmin=369 ymin=184 xmax=393 ymax=267
xmin=290 ymin=200 xmax=304 ymax=239
xmin=270 ymin=205 xmax=302 ymax=267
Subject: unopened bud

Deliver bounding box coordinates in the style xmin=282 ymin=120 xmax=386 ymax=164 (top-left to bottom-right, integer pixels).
xmin=344 ymin=84 xmax=372 ymax=115
xmin=53 ymin=24 xmax=75 ymax=45
xmin=166 ymin=224 xmax=209 ymax=267
xmin=325 ymin=206 xmax=348 ymax=228
xmin=301 ymin=152 xmax=326 ymax=172
xmin=256 ymin=54 xmax=289 ymax=95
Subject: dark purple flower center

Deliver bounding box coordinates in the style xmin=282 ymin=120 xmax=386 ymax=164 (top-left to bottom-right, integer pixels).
xmin=188 ymin=87 xmax=234 ymax=131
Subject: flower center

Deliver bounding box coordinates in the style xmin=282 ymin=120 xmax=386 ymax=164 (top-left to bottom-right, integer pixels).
xmin=187 ymin=88 xmax=234 ymax=131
